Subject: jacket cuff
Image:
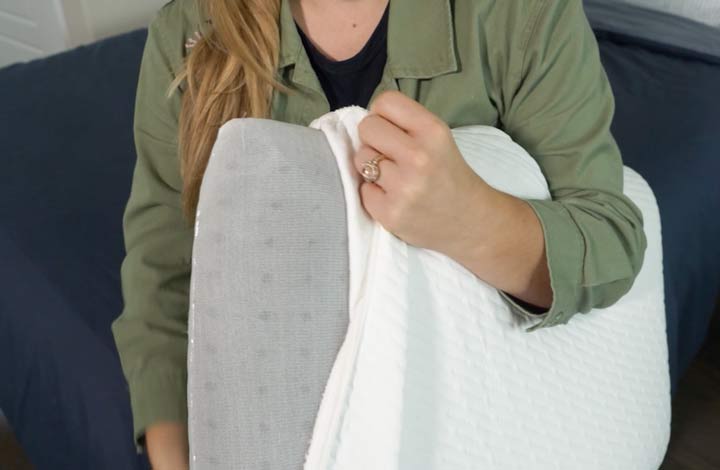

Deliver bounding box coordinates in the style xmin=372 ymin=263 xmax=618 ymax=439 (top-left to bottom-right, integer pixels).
xmin=498 ymin=198 xmax=585 ymax=332
xmin=127 ymin=369 xmax=188 ymax=453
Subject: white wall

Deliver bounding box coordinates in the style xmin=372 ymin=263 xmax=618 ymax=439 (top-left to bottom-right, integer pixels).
xmin=61 ymin=0 xmax=168 ymax=47
xmin=0 ymin=0 xmax=167 ymax=67
xmin=0 ymin=0 xmax=68 ymax=66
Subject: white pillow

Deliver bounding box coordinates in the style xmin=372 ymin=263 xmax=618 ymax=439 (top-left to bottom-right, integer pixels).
xmin=302 ymin=106 xmax=671 ymax=470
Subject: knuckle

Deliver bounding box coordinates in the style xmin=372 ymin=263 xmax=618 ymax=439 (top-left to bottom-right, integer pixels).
xmin=372 ymin=90 xmax=397 ymax=113
xmin=400 ymin=184 xmax=420 ymax=203
xmin=430 ymin=120 xmax=449 ymax=140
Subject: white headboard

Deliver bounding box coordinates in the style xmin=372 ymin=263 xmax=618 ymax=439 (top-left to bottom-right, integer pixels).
xmin=0 ymin=0 xmax=68 ymax=67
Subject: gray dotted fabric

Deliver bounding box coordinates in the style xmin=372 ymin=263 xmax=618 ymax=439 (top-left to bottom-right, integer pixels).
xmin=188 ymin=118 xmax=349 ymax=470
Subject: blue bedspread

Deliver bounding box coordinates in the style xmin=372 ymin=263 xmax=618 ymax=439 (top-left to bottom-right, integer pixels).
xmin=0 ymin=30 xmax=151 ymax=470
xmin=586 ymin=0 xmax=720 ymax=393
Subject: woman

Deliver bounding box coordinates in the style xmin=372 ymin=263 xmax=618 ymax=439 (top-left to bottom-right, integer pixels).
xmin=111 ymin=0 xmax=647 ymax=468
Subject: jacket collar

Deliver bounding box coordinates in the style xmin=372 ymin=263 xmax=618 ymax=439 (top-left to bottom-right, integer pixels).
xmin=277 ymin=0 xmax=458 ymax=79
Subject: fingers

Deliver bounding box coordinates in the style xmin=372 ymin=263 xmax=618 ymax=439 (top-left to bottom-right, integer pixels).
xmin=357 ymin=113 xmax=419 ymax=166
xmin=368 ymin=90 xmax=444 ymax=137
xmin=359 ymin=178 xmax=388 ymax=223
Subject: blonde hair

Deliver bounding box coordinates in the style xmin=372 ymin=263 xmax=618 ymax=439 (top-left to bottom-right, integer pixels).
xmin=168 ymin=0 xmax=295 ymax=224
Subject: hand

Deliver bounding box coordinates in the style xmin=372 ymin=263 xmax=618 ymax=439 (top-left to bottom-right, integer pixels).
xmin=352 ymin=90 xmax=493 ymax=254
xmin=145 ymin=421 xmax=189 ymax=470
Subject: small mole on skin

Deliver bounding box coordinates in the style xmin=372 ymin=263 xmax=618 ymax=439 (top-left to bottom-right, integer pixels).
xmin=352 ymin=23 xmax=357 ymax=28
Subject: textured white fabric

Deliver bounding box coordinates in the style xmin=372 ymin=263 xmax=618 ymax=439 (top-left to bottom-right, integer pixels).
xmin=303 ymin=106 xmax=671 ymax=470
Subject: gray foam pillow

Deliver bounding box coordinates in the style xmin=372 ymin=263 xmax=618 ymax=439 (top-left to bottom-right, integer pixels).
xmin=187 ymin=118 xmax=351 ymax=470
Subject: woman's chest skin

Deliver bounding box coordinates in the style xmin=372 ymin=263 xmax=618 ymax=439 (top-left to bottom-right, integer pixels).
xmin=290 ymin=0 xmax=390 ymax=61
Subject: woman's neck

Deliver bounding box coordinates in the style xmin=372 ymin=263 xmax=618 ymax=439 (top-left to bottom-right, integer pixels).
xmin=290 ymin=0 xmax=389 ymax=61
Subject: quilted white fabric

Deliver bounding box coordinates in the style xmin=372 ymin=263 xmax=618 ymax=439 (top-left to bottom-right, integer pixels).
xmin=303 ymin=106 xmax=671 ymax=470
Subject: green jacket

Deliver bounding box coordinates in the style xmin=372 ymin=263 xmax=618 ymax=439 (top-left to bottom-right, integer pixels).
xmin=111 ymin=0 xmax=647 ymax=449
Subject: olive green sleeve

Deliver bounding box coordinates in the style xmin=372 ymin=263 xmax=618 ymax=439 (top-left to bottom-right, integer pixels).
xmin=110 ymin=9 xmax=192 ymax=450
xmin=498 ymin=0 xmax=647 ymax=331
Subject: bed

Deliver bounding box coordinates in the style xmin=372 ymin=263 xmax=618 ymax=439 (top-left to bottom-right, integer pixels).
xmin=584 ymin=0 xmax=720 ymax=392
